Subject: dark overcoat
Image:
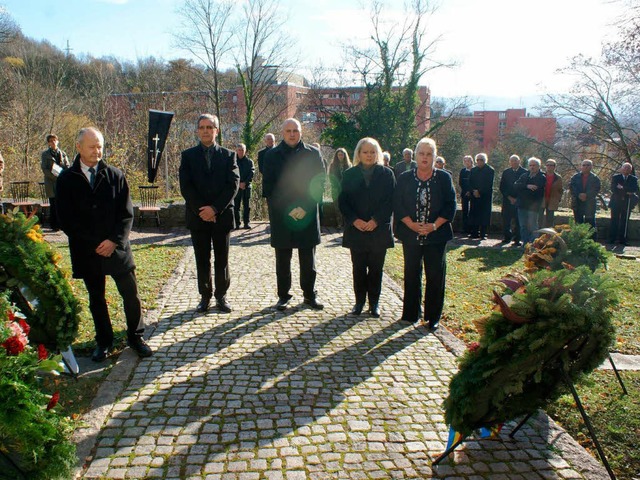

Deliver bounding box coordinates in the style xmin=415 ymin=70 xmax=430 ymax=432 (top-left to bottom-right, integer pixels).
xmin=56 ymin=156 xmax=135 ymax=279
xmin=393 ymin=169 xmax=457 ymax=246
xmin=263 ymin=140 xmax=325 ymax=249
xmin=458 ymin=168 xmax=472 ymax=195
xmin=569 ymin=172 xmax=601 ymax=217
xmin=499 ymin=166 xmax=527 ymax=202
xmin=515 ymin=171 xmax=546 ymax=211
xmin=339 ymin=164 xmax=395 ymax=251
xmin=609 ymin=173 xmax=639 ymax=210
xmin=179 ymin=143 xmax=239 ymax=232
xmin=469 ymin=164 xmax=495 ymax=226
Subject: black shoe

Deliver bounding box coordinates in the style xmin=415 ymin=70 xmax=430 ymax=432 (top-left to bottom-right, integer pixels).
xmin=428 ymin=321 xmax=440 ymax=331
xmin=216 ymin=298 xmax=232 ymax=313
xmin=275 ymin=297 xmax=290 ymax=311
xmin=369 ymin=304 xmax=381 ymax=318
xmin=512 ymin=241 xmax=522 ymax=247
xmin=128 ymin=337 xmax=153 ymax=358
xmin=480 ymin=235 xmax=487 ymax=240
xmin=500 ymin=239 xmax=510 ymax=244
xmin=243 ymin=224 xmax=251 ymax=230
xmin=91 ymin=345 xmax=111 ymax=362
xmin=196 ymin=296 xmax=211 ymax=313
xmin=304 ymin=297 xmax=324 ymax=310
xmin=351 ymin=303 xmax=365 ymax=315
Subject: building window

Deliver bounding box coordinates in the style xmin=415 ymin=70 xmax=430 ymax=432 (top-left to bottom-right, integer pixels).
xmin=498 ymin=112 xmax=506 ymax=119
xmin=351 ymin=92 xmax=361 ymax=100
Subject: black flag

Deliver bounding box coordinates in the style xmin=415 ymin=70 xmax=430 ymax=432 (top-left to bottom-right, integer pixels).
xmin=147 ymin=110 xmax=174 ymax=183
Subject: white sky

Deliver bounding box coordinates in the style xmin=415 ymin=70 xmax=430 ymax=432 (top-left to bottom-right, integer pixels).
xmin=3 ymin=0 xmax=625 ymax=99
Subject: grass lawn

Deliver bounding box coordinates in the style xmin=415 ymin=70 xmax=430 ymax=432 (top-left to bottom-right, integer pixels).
xmin=384 ymin=242 xmax=640 ymax=479
xmin=48 ymin=242 xmax=185 ymax=418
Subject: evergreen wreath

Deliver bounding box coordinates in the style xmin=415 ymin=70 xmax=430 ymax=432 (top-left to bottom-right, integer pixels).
xmin=0 ymin=210 xmax=80 ymax=351
xmin=444 ymin=222 xmax=617 ymax=436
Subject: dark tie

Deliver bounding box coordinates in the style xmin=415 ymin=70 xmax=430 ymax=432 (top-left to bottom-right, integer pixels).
xmin=89 ymin=167 xmax=96 ymax=188
xmin=205 ymin=148 xmax=212 ymax=171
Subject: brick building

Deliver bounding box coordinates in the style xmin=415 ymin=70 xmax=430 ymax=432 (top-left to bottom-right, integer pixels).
xmin=451 ymin=108 xmax=557 ymax=151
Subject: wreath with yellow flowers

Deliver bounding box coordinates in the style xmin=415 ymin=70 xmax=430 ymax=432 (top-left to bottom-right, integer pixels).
xmin=0 ymin=211 xmax=80 ymax=350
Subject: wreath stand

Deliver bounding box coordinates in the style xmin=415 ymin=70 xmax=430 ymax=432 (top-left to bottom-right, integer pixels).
xmin=434 ymin=338 xmax=628 ymax=480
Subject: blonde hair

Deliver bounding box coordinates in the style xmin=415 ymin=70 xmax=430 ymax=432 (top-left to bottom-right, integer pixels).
xmin=353 ymin=137 xmax=384 ymax=166
xmin=414 ymin=137 xmax=437 ymax=158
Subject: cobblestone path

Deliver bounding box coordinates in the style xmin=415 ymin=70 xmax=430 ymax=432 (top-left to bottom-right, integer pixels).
xmin=80 ymin=225 xmax=609 ymax=479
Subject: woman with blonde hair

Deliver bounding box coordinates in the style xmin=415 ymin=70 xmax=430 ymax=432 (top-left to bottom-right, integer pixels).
xmin=393 ymin=137 xmax=456 ymax=330
xmin=339 ymin=138 xmax=395 ymax=317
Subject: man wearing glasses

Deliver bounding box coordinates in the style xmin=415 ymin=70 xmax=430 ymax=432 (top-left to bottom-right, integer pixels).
xmin=180 ymin=114 xmax=240 ymax=313
xmin=569 ymin=159 xmax=601 ymax=235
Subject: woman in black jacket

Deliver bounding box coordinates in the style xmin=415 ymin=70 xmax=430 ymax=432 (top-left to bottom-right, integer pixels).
xmin=339 ymin=138 xmax=395 ymax=317
xmin=393 ymin=137 xmax=457 ymax=330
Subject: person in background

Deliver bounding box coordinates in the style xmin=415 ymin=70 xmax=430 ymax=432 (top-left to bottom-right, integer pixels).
xmin=458 ymin=155 xmax=474 ymax=236
xmin=569 ymin=159 xmax=601 ymax=235
xmin=41 ymin=134 xmax=70 ymax=231
xmin=263 ymin=118 xmax=326 ymax=311
xmin=339 ymin=137 xmax=395 ymax=317
xmin=435 ymin=156 xmax=452 ymax=176
xmin=328 ymin=148 xmax=352 ymax=227
xmin=514 ymin=157 xmax=546 ymax=246
xmin=234 ymin=143 xmax=255 ymax=230
xmin=56 ymin=127 xmax=152 ymax=362
xmin=468 ymin=153 xmax=494 ymax=240
xmin=257 ymin=133 xmax=275 ymax=176
xmin=394 ymin=148 xmax=417 ymax=178
xmin=179 ymin=114 xmax=239 ymax=314
xmin=608 ymin=162 xmax=638 ymax=245
xmin=393 ymin=137 xmax=456 ymax=330
xmin=540 ymin=159 xmax=563 ymax=228
xmin=382 ymin=151 xmax=392 ymax=170
xmin=498 ymin=154 xmax=527 ymax=246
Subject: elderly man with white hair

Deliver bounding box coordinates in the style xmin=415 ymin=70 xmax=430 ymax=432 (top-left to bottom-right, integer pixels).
xmin=608 ymin=162 xmax=638 ymax=245
xmin=393 ymin=148 xmax=417 ymax=177
xmin=514 ymin=157 xmax=546 ymax=246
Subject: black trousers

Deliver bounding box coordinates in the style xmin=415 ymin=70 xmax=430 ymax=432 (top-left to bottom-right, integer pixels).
xmin=402 ymin=242 xmax=447 ymax=324
xmin=501 ymin=200 xmax=520 ymax=241
xmin=49 ymin=197 xmax=59 ymax=230
xmin=609 ymin=203 xmax=631 ymax=242
xmin=461 ymin=194 xmax=471 ymax=234
xmin=275 ymin=247 xmax=316 ymax=300
xmin=190 ymin=229 xmax=231 ymax=301
xmin=83 ymin=270 xmax=144 ymax=348
xmin=234 ymin=187 xmax=251 ymax=226
xmin=350 ymin=249 xmax=386 ymax=306
xmin=573 ymin=202 xmax=597 ymax=237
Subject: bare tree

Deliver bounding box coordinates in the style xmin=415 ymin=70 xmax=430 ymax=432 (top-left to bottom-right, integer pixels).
xmin=0 ymin=6 xmax=19 ymax=47
xmin=174 ymin=0 xmax=235 ymax=143
xmin=234 ymin=0 xmax=300 ymax=154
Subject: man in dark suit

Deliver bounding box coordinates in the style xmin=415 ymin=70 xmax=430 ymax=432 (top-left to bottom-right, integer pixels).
xmin=41 ymin=134 xmax=70 ymax=231
xmin=499 ymin=154 xmax=527 ymax=245
xmin=257 ymin=133 xmax=275 ymax=176
xmin=569 ymin=159 xmax=601 ymax=234
xmin=263 ymin=118 xmax=326 ymax=311
xmin=179 ymin=114 xmax=239 ymax=313
xmin=608 ymin=162 xmax=639 ymax=245
xmin=234 ymin=143 xmax=255 ymax=229
xmin=56 ymin=127 xmax=152 ymax=362
xmin=468 ymin=153 xmax=495 ymax=240
xmin=393 ymin=148 xmax=417 ymax=178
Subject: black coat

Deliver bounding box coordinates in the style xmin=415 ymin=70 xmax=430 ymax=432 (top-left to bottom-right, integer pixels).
xmin=56 ymin=156 xmax=135 ymax=279
xmin=610 ymin=173 xmax=639 ymax=210
xmin=179 ymin=143 xmax=239 ymax=232
xmin=263 ymin=140 xmax=325 ymax=249
xmin=237 ymin=155 xmax=255 ymax=185
xmin=339 ymin=164 xmax=395 ymax=251
xmin=499 ymin=166 xmax=528 ymax=201
xmin=458 ymin=168 xmax=472 ymax=195
xmin=393 ymin=169 xmax=457 ymax=246
xmin=257 ymin=146 xmax=273 ymax=175
xmin=469 ymin=164 xmax=495 ymax=225
xmin=569 ymin=172 xmax=601 ymax=215
xmin=394 ymin=160 xmax=417 ymax=178
xmin=515 ymin=171 xmax=546 ymax=211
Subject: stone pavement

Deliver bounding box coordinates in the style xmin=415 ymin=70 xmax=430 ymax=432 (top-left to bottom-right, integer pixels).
xmin=74 ymin=224 xmax=611 ymax=479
